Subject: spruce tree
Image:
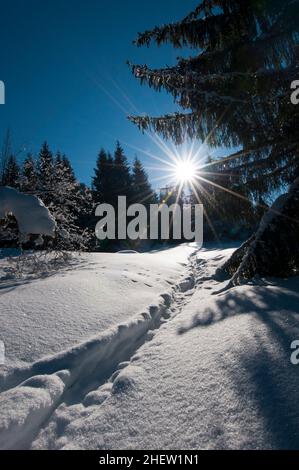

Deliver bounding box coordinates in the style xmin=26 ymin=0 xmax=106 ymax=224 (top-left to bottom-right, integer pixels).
xmin=34 ymin=144 xmax=93 ymax=251
xmin=0 ymin=132 xmax=19 ymax=246
xmin=106 ymin=152 xmax=116 ymax=204
xmin=53 ymin=152 xmax=64 ymax=186
xmin=113 ymin=141 xmax=133 ymax=204
xmin=21 ymin=154 xmax=38 ymax=192
xmin=0 ymin=130 xmax=12 ymax=185
xmin=0 ymin=153 xmax=20 ymax=246
xmin=2 ymin=155 xmax=20 ymax=188
xmin=37 ymin=141 xmax=54 ymax=192
xmin=50 ymin=151 xmax=93 ymax=251
xmin=197 ymin=157 xmax=258 ymax=240
xmin=62 ymin=155 xmax=76 ymax=184
xmin=129 ymin=0 xmax=299 ymax=279
xmin=131 ymin=156 xmax=156 ymax=205
xmin=93 ymin=149 xmax=109 ymax=203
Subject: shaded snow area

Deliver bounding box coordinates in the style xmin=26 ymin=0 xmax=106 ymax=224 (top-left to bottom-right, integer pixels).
xmin=1 ymin=245 xmax=299 ymax=449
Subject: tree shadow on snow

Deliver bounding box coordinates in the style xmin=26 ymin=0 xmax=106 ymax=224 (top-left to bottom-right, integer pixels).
xmin=178 ymin=278 xmax=299 ymax=335
xmin=179 ymin=277 xmax=299 ymax=449
xmin=229 ymin=338 xmax=299 ymax=449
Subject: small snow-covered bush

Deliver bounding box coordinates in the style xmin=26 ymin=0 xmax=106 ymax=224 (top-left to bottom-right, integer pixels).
xmin=2 ymin=250 xmax=73 ymax=280
xmin=0 ymin=186 xmax=56 ymax=238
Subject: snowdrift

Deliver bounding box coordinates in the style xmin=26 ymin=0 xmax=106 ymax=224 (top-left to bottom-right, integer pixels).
xmin=0 ymin=186 xmax=55 ymax=237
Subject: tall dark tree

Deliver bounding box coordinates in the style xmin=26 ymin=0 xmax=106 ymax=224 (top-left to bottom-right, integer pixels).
xmin=93 ymin=149 xmax=109 ymax=202
xmin=131 ymin=156 xmax=157 ymax=205
xmin=0 ymin=129 xmax=12 ymax=185
xmin=0 ymin=132 xmax=19 ymax=246
xmin=93 ymin=149 xmax=119 ymax=206
xmin=62 ymin=155 xmax=76 ymax=184
xmin=53 ymin=152 xmax=64 ymax=186
xmin=129 ymin=0 xmax=299 ymax=279
xmin=21 ymin=154 xmax=38 ymax=192
xmin=37 ymin=141 xmax=54 ymax=191
xmin=113 ymin=141 xmax=133 ymax=204
xmin=2 ymin=154 xmax=20 ymax=188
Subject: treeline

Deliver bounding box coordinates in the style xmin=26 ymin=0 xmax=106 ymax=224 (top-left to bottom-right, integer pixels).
xmin=0 ymin=140 xmax=93 ymax=250
xmin=92 ymin=141 xmax=161 ymax=250
xmin=0 ymin=137 xmax=160 ymax=251
xmin=93 ymin=142 xmax=262 ymax=244
xmin=93 ymin=141 xmax=157 ymax=207
xmin=0 ymin=132 xmax=262 ymax=251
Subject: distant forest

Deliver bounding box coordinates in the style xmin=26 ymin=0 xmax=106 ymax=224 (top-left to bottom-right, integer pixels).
xmin=0 ymin=130 xmax=263 ymax=252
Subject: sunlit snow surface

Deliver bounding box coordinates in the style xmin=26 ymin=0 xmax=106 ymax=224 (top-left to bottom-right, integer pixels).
xmin=1 ymin=245 xmax=299 ymax=450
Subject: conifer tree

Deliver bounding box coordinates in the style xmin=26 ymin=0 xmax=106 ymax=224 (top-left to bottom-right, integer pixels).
xmin=129 ymin=0 xmax=299 ymax=279
xmin=93 ymin=149 xmax=109 ymax=203
xmin=0 ymin=153 xmax=20 ymax=246
xmin=106 ymin=152 xmax=117 ymax=204
xmin=93 ymin=149 xmax=120 ymax=206
xmin=37 ymin=141 xmax=54 ymax=192
xmin=113 ymin=141 xmax=133 ymax=204
xmin=0 ymin=130 xmax=12 ymax=185
xmin=33 ymin=144 xmax=93 ymax=251
xmin=2 ymin=155 xmax=20 ymax=188
xmin=53 ymin=152 xmax=64 ymax=186
xmin=62 ymin=155 xmax=76 ymax=184
xmin=197 ymin=157 xmax=258 ymax=240
xmin=131 ymin=156 xmax=156 ymax=205
xmin=21 ymin=154 xmax=38 ymax=192
xmin=0 ymin=132 xmax=20 ymax=246
xmin=49 ymin=151 xmax=93 ymax=250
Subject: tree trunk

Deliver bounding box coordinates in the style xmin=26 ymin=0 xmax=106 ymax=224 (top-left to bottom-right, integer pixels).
xmin=217 ymin=178 xmax=299 ymax=286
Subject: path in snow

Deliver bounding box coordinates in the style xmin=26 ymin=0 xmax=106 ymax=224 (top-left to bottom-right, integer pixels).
xmin=5 ymin=246 xmax=295 ymax=450
xmin=0 ymin=245 xmax=195 ymax=370
xmin=31 ymin=248 xmax=299 ymax=450
xmin=0 ymin=246 xmax=206 ymax=449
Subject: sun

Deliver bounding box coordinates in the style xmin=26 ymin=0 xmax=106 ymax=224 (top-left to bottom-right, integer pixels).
xmin=173 ymin=160 xmax=198 ymax=184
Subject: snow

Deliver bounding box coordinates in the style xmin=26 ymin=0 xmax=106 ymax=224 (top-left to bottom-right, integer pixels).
xmin=1 ymin=245 xmax=299 ymax=450
xmin=0 ymin=186 xmax=55 ymax=237
xmin=0 ymin=370 xmax=69 ymax=449
xmin=0 ymin=244 xmax=195 ymax=370
xmin=257 ymin=177 xmax=299 ymax=234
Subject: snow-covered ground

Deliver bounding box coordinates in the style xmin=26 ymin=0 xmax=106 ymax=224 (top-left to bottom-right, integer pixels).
xmin=1 ymin=245 xmax=299 ymax=450
xmin=0 ymin=245 xmax=195 ymax=369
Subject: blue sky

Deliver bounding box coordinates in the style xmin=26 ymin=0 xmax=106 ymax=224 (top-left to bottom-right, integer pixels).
xmin=0 ymin=0 xmax=222 ymax=188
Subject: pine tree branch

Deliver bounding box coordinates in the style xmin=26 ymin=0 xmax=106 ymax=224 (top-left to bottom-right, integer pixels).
xmin=134 ymin=0 xmax=299 ymax=51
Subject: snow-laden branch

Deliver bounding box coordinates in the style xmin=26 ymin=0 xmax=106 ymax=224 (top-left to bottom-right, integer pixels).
xmin=0 ymin=186 xmax=56 ymax=237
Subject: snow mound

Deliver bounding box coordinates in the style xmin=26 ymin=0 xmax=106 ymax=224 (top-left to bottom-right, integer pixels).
xmin=0 ymin=370 xmax=69 ymax=449
xmin=0 ymin=295 xmax=170 ymax=395
xmin=0 ymin=186 xmax=56 ymax=237
xmin=0 ymin=297 xmax=172 ymax=449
